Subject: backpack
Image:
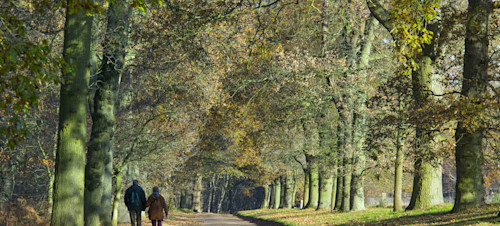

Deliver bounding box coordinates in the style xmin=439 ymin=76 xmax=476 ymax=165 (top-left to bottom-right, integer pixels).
xmin=129 ymin=191 xmax=142 ymax=209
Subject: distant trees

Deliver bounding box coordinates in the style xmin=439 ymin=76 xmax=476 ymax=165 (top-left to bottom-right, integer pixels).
xmin=0 ymin=0 xmax=498 ymax=224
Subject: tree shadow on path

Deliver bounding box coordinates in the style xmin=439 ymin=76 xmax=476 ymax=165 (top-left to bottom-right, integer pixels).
xmin=236 ymin=213 xmax=284 ymax=226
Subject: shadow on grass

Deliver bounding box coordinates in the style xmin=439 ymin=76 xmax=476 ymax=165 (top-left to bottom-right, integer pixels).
xmin=336 ymin=207 xmax=500 ymax=226
xmin=272 ymin=211 xmax=334 ymax=221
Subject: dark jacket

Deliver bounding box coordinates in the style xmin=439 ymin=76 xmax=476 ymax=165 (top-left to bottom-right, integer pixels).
xmin=124 ymin=184 xmax=147 ymax=211
xmin=144 ymin=193 xmax=169 ymax=220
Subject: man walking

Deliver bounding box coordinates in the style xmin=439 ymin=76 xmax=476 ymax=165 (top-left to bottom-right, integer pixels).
xmin=124 ymin=179 xmax=147 ymax=226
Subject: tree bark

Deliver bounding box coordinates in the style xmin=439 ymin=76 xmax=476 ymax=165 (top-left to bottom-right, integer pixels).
xmin=334 ymin=125 xmax=344 ymax=211
xmin=85 ymin=1 xmax=131 ymax=224
xmin=330 ymin=162 xmax=338 ymax=210
xmin=452 ymin=0 xmax=490 ymax=212
xmin=366 ymin=0 xmax=445 ymax=210
xmin=273 ymin=177 xmax=281 ymax=209
xmin=51 ymin=2 xmax=92 ymax=225
xmin=111 ymin=169 xmax=123 ymax=226
xmin=280 ymin=176 xmax=286 ymax=208
xmin=350 ymin=112 xmax=367 ymax=211
xmin=303 ymin=168 xmax=310 ymax=208
xmin=317 ymin=172 xmax=333 ymax=210
xmin=341 ymin=108 xmax=354 ymax=212
xmin=269 ymin=183 xmax=275 ymax=209
xmin=349 ymin=17 xmax=377 ymax=212
xmin=261 ymin=184 xmax=270 ymax=208
xmin=208 ymin=175 xmax=215 ymax=212
xmin=217 ymin=174 xmax=228 ymax=213
xmin=180 ymin=190 xmax=188 ymax=209
xmin=0 ymin=157 xmax=15 ymax=209
xmin=393 ymin=124 xmax=405 ymax=211
xmin=192 ymin=175 xmax=203 ymax=212
xmin=407 ymin=158 xmax=443 ymax=209
xmin=305 ymin=156 xmax=319 ymax=209
xmin=407 ymin=54 xmax=445 ymax=210
xmin=284 ymin=174 xmax=294 ymax=208
xmin=292 ymin=170 xmax=298 ymax=207
xmin=350 ymin=154 xmax=365 ymax=211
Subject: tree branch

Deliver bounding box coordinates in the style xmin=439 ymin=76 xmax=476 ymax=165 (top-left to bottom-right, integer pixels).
xmin=365 ymin=0 xmax=394 ymax=32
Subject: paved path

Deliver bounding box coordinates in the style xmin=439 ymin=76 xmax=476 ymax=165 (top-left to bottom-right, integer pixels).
xmin=195 ymin=213 xmax=257 ymax=226
xmin=118 ymin=212 xmax=280 ymax=226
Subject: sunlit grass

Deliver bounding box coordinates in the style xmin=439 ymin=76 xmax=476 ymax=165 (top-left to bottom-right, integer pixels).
xmin=238 ymin=204 xmax=500 ymax=225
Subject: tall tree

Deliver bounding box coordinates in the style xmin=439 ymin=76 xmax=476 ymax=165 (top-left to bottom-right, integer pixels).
xmin=366 ymin=0 xmax=448 ymax=210
xmin=452 ymin=0 xmax=492 ymax=212
xmin=84 ymin=0 xmax=132 ymax=225
xmin=350 ymin=16 xmax=378 ymax=211
xmin=84 ymin=0 xmax=132 ymax=224
xmin=51 ymin=1 xmax=93 ymax=225
xmin=284 ymin=173 xmax=295 ymax=208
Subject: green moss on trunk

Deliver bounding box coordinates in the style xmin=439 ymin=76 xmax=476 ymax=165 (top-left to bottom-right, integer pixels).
xmin=452 ymin=0 xmax=490 ymax=212
xmin=318 ymin=173 xmax=333 ymax=209
xmin=51 ymin=3 xmax=92 ymax=225
xmin=273 ymin=177 xmax=281 ymax=209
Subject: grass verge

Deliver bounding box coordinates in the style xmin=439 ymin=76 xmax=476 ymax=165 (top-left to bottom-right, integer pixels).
xmin=238 ymin=204 xmax=500 ymax=225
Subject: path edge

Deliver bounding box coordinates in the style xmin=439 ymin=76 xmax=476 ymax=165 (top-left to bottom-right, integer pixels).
xmin=235 ymin=212 xmax=285 ymax=226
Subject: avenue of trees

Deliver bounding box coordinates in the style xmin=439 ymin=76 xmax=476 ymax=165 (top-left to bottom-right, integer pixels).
xmin=0 ymin=0 xmax=499 ymax=225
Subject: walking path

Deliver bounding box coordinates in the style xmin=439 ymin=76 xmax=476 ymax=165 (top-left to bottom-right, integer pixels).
xmin=118 ymin=212 xmax=270 ymax=226
xmin=195 ymin=213 xmax=257 ymax=225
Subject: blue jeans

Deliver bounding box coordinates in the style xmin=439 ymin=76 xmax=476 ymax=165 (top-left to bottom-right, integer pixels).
xmin=129 ymin=210 xmax=142 ymax=226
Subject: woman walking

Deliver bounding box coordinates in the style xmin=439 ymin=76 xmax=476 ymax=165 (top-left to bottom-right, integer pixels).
xmin=144 ymin=186 xmax=169 ymax=226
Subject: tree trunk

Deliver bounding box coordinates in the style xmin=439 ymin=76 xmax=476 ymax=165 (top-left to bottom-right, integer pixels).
xmin=452 ymin=0 xmax=490 ymax=212
xmin=280 ymin=176 xmax=285 ymax=208
xmin=407 ymin=54 xmax=445 ymax=210
xmin=335 ymin=158 xmax=344 ymax=210
xmin=350 ymin=155 xmax=365 ymax=211
xmin=366 ymin=0 xmax=446 ymax=211
xmin=317 ymin=172 xmax=333 ymax=210
xmin=393 ymin=124 xmax=405 ymax=212
xmin=330 ymin=165 xmax=338 ymax=210
xmin=334 ymin=127 xmax=344 ymax=210
xmin=269 ymin=183 xmax=275 ymax=209
xmin=51 ymin=2 xmax=92 ymax=225
xmin=217 ymin=174 xmax=228 ymax=213
xmin=0 ymin=159 xmax=15 ymax=209
xmin=292 ymin=170 xmax=298 ymax=207
xmin=111 ymin=169 xmax=123 ymax=226
xmin=341 ymin=108 xmax=354 ymax=212
xmin=273 ymin=177 xmax=281 ymax=209
xmin=407 ymin=159 xmax=443 ymax=210
xmin=208 ymin=175 xmax=215 ymax=212
xmin=180 ymin=190 xmax=189 ymax=209
xmin=350 ymin=112 xmax=366 ymax=211
xmin=192 ymin=175 xmax=203 ymax=213
xmin=261 ymin=184 xmax=270 ymax=208
xmin=305 ymin=157 xmax=319 ymax=209
xmin=284 ymin=174 xmax=294 ymax=208
xmin=85 ymin=1 xmax=131 ymax=224
xmin=303 ymin=169 xmax=310 ymax=208
xmin=349 ymin=17 xmax=377 ymax=212
xmin=100 ymin=150 xmax=113 ymax=226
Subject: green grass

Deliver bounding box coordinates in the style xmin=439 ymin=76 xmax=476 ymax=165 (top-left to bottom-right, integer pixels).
xmin=238 ymin=204 xmax=500 ymax=225
xmin=170 ymin=208 xmax=196 ymax=213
